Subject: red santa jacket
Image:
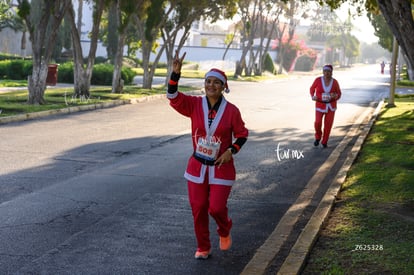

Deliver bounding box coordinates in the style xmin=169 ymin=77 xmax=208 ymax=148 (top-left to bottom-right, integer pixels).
xmin=168 ymin=91 xmax=248 ymax=186
xmin=310 ymin=76 xmax=342 ymax=113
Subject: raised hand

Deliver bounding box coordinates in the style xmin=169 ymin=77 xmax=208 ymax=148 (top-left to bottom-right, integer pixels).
xmin=172 ymin=50 xmax=186 ymax=74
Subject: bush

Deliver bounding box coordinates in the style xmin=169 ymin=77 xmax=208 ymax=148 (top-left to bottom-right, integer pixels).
xmin=0 ymin=61 xmax=7 ymax=78
xmin=89 ymin=63 xmax=137 ymax=85
xmin=0 ymin=59 xmax=32 ymax=79
xmin=0 ymin=58 xmax=136 ymax=85
xmin=57 ymin=62 xmax=74 ymax=83
xmin=58 ymin=62 xmax=136 ymax=85
xmin=120 ymin=66 xmax=136 ymax=84
xmin=294 ymin=55 xmax=317 ymax=72
xmin=263 ymin=53 xmax=276 ymax=74
xmin=93 ymin=56 xmax=108 ymax=64
xmin=91 ymin=63 xmax=114 ymax=85
xmin=0 ymin=53 xmax=31 ymax=61
xmin=9 ymin=60 xmax=32 ymax=79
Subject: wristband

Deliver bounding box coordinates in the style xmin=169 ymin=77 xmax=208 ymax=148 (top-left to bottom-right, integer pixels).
xmin=170 ymin=72 xmax=180 ymax=82
xmin=228 ymin=145 xmax=238 ymax=154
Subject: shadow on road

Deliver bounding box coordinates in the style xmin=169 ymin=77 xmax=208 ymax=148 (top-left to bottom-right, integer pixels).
xmin=0 ymin=124 xmax=355 ymax=274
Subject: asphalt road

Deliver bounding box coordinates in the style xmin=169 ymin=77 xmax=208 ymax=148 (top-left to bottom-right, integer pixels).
xmin=0 ymin=64 xmax=390 ymax=274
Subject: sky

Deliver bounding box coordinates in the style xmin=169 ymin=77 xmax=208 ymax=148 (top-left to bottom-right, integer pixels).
xmin=336 ymin=3 xmax=379 ymax=44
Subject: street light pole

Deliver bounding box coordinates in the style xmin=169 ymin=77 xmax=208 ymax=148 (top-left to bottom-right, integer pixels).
xmin=387 ymin=36 xmax=398 ymax=107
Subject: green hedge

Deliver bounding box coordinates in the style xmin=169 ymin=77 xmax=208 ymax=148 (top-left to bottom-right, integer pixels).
xmin=0 ymin=59 xmax=136 ymax=85
xmin=263 ymin=53 xmax=276 ymax=74
xmin=294 ymin=55 xmax=317 ymax=72
xmin=0 ymin=59 xmax=33 ymax=80
xmin=0 ymin=53 xmax=31 ymax=61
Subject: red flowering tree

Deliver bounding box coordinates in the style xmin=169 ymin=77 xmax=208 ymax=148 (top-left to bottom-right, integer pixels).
xmin=275 ymin=35 xmax=317 ymax=72
xmin=293 ymin=40 xmax=318 ymax=71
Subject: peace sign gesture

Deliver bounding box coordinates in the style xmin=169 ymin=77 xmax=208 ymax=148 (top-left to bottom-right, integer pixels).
xmin=172 ymin=50 xmax=186 ymax=74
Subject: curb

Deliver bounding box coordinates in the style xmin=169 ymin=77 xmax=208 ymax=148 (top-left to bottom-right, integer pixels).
xmin=240 ymin=101 xmax=383 ymax=275
xmin=0 ymin=90 xmax=206 ymax=125
xmin=0 ymin=94 xmax=166 ymax=125
xmin=277 ymin=99 xmax=385 ymax=274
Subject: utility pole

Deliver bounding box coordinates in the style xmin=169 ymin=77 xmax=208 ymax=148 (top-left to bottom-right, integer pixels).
xmin=387 ymin=36 xmax=398 ymax=108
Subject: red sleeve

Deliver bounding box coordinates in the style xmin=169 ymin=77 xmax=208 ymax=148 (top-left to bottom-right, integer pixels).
xmin=231 ymin=106 xmax=248 ymax=139
xmin=168 ymin=92 xmax=198 ymax=118
xmin=310 ymin=78 xmax=319 ymax=96
xmin=332 ymin=79 xmax=342 ymax=100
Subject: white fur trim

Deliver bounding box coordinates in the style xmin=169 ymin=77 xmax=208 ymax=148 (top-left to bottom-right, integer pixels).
xmin=205 ymin=71 xmax=226 ymax=84
xmin=166 ymin=91 xmax=178 ymax=99
xmin=184 ymin=165 xmax=207 ymax=183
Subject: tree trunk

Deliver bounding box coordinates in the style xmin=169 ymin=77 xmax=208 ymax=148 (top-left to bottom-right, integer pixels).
xmin=67 ymin=1 xmax=89 ymax=97
xmin=387 ymin=36 xmax=398 ymax=107
xmin=163 ymin=24 xmax=189 ymax=86
xmin=278 ymin=45 xmax=286 ymax=74
xmin=27 ymin=61 xmax=48 ymax=105
xmin=235 ymin=58 xmax=246 ymax=77
xmin=163 ymin=32 xmax=175 ymax=86
xmin=222 ymin=29 xmax=236 ymax=61
xmin=235 ymin=43 xmax=250 ymax=77
xmin=246 ymin=49 xmax=254 ymax=76
xmin=67 ymin=0 xmax=104 ymax=97
xmin=140 ymin=39 xmax=153 ymax=89
xmin=20 ymin=31 xmax=26 ymax=57
xmin=107 ymin=1 xmax=119 ymax=64
xmin=112 ymin=32 xmax=126 ymax=93
xmin=76 ymin=0 xmax=83 ymax=33
xmin=406 ymin=56 xmax=414 ymax=81
xmin=141 ymin=41 xmax=165 ymax=89
xmin=276 ymin=23 xmax=287 ymax=74
xmin=259 ymin=18 xmax=277 ymax=75
xmin=19 ymin=0 xmax=71 ymax=105
xmin=377 ymin=0 xmax=414 ymax=80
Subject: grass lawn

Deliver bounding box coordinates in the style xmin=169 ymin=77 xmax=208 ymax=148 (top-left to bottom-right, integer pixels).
xmin=302 ymin=95 xmax=414 ymax=274
xmin=0 ymin=68 xmax=286 ymax=118
xmin=0 ymin=84 xmax=198 ymax=117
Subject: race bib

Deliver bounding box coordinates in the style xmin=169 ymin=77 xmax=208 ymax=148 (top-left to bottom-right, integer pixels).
xmin=322 ymin=92 xmax=331 ymax=102
xmin=194 ymin=137 xmax=221 ymax=161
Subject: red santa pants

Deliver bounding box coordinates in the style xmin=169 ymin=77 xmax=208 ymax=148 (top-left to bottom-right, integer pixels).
xmin=314 ymin=110 xmax=335 ymax=145
xmin=187 ymin=173 xmax=232 ymax=252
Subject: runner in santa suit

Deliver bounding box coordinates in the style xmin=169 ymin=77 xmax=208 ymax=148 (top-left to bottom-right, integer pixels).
xmin=310 ymin=64 xmax=342 ymax=148
xmin=167 ymin=50 xmax=248 ymax=259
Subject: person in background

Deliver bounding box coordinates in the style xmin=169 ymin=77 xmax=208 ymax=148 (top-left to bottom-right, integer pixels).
xmin=310 ymin=64 xmax=342 ymax=148
xmin=167 ymin=50 xmax=248 ymax=259
xmin=380 ymin=61 xmax=385 ymax=74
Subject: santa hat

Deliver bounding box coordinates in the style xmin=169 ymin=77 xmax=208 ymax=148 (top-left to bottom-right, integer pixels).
xmin=205 ymin=68 xmax=230 ymax=93
xmin=323 ymin=64 xmax=333 ymax=71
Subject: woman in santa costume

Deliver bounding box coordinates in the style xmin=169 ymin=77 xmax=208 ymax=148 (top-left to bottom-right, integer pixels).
xmin=310 ymin=64 xmax=342 ymax=148
xmin=167 ymin=50 xmax=248 ymax=259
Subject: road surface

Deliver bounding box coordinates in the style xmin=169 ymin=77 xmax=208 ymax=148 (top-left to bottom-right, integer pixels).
xmin=0 ymin=64 xmax=389 ymax=274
